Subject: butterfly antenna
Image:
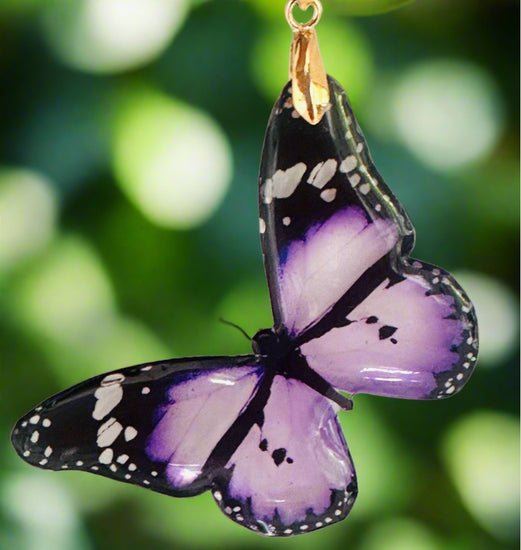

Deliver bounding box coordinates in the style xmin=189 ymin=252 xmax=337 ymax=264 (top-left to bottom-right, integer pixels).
xmin=219 ymin=318 xmax=252 ymax=342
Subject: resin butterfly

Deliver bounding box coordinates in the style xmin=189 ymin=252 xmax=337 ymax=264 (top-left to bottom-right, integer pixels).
xmin=11 ymin=76 xmax=478 ymax=537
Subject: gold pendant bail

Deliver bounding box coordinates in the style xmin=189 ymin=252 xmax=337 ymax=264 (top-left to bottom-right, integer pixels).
xmin=285 ymin=0 xmax=330 ymax=125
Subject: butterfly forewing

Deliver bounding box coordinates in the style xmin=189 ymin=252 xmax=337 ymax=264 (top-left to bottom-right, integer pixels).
xmin=11 ymin=356 xmax=264 ymax=497
xmin=258 ymin=76 xmax=477 ymax=399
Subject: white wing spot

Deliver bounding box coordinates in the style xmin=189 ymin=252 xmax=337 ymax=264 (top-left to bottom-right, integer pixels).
xmin=284 ymin=529 xmax=292 ymax=534
xmin=76 ymin=460 xmax=84 ymax=466
xmin=140 ymin=365 xmax=152 ymax=372
xmin=224 ymin=507 xmax=232 ymax=515
xmin=42 ymin=419 xmax=51 ymax=428
xmin=348 ymin=173 xmax=361 ymax=187
xmin=151 ymin=471 xmax=158 ymax=477
xmin=39 ymin=458 xmax=48 ymax=466
xmin=109 ymin=464 xmax=117 ymax=472
xmin=125 ymin=474 xmax=131 ymax=480
xmin=320 ymin=188 xmax=337 ymax=202
xmin=356 ymin=142 xmax=364 ymax=153
xmin=300 ymin=524 xmax=309 ymax=530
xmin=334 ymin=509 xmax=342 ymax=516
xmin=233 ymin=506 xmax=241 ymax=512
xmin=259 ymin=218 xmax=266 ymax=234
xmin=143 ymin=479 xmax=150 ymax=485
xmin=282 ymin=216 xmax=291 ymax=226
xmin=359 ymin=183 xmax=371 ymax=195
xmin=214 ymin=491 xmax=222 ymax=501
xmin=30 ymin=431 xmax=39 ymax=443
xmin=99 ymin=448 xmax=114 ymax=464
xmin=325 ymin=517 xmax=332 ymax=523
xmin=101 ymin=373 xmax=125 ymax=386
xmin=21 ymin=421 xmax=27 ymax=428
xmin=44 ymin=446 xmax=53 ymax=457
xmin=308 ymin=159 xmax=337 ymax=189
xmin=236 ymin=514 xmax=244 ymax=522
xmin=23 ymin=450 xmax=30 ymax=457
xmin=117 ymin=454 xmax=129 ymax=465
xmin=340 ymin=155 xmax=357 ymax=173
xmin=93 ymin=383 xmax=123 ymax=421
xmin=315 ymin=521 xmax=323 ymax=527
xmin=265 ymin=162 xmax=307 ymax=202
xmin=456 ymin=373 xmax=464 ymax=380
xmin=141 ymin=386 xmax=150 ymax=395
xmin=29 ymin=415 xmax=40 ymax=425
xmin=128 ymin=463 xmax=137 ymax=472
xmin=375 ymin=204 xmax=382 ymax=212
xmin=124 ymin=426 xmax=138 ymax=441
xmin=97 ymin=417 xmax=123 ymax=448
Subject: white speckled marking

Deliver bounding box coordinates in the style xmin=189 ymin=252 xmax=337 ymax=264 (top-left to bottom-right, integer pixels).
xmin=93 ymin=382 xmax=123 ymax=421
xmin=308 ymin=159 xmax=337 ymax=189
xmin=284 ymin=529 xmax=292 ymax=535
xmin=124 ymin=426 xmax=138 ymax=442
xmin=125 ymin=473 xmax=131 ymax=480
xmin=283 ymin=216 xmax=291 ymax=226
xmin=143 ymin=479 xmax=150 ymax=485
xmin=348 ymin=173 xmax=361 ymax=187
xmin=29 ymin=415 xmax=40 ymax=425
xmin=334 ymin=509 xmax=342 ymax=516
xmin=109 ymin=464 xmax=117 ymax=472
xmin=76 ymin=460 xmax=84 ymax=466
xmin=128 ymin=463 xmax=137 ymax=472
xmin=320 ymin=188 xmax=337 ymax=202
xmin=214 ymin=491 xmax=222 ymax=501
xmin=30 ymin=430 xmax=39 ymax=443
xmin=97 ymin=417 xmax=123 ymax=448
xmin=39 ymin=458 xmax=48 ymax=466
xmin=117 ymin=454 xmax=129 ymax=465
xmin=42 ymin=419 xmax=51 ymax=428
xmin=151 ymin=471 xmax=158 ymax=477
xmin=141 ymin=387 xmax=150 ymax=395
xmin=315 ymin=521 xmax=323 ymax=527
xmin=44 ymin=446 xmax=53 ymax=457
xmin=99 ymin=448 xmax=113 ymax=464
xmin=359 ymin=183 xmax=370 ymax=195
xmin=340 ymin=155 xmax=357 ymax=173
xmin=140 ymin=365 xmax=152 ymax=372
xmin=300 ymin=524 xmax=308 ymax=530
xmin=259 ymin=218 xmax=266 ymax=234
xmin=356 ymin=142 xmax=364 ymax=153
xmin=225 ymin=506 xmax=232 ymax=515
xmin=23 ymin=450 xmax=30 ymax=457
xmin=263 ymin=163 xmax=307 ymax=203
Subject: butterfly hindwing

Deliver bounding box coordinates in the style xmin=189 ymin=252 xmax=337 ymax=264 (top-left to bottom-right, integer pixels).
xmin=212 ymin=375 xmax=356 ymax=536
xmin=258 ymin=76 xmax=478 ymax=399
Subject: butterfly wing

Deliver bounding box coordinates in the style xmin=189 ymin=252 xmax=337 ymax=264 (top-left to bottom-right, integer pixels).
xmin=12 ymin=356 xmax=356 ymax=536
xmin=212 ymin=375 xmax=356 ymax=536
xmin=258 ymin=76 xmax=477 ymax=399
xmin=11 ymin=356 xmax=264 ymax=497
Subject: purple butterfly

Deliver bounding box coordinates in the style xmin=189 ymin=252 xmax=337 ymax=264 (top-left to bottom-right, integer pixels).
xmin=11 ymin=76 xmax=478 ymax=537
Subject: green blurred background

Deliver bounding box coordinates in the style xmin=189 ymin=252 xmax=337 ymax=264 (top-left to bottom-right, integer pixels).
xmin=0 ymin=0 xmax=519 ymax=549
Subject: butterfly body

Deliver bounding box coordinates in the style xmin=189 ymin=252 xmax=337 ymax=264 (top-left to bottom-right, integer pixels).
xmin=11 ymin=76 xmax=477 ymax=537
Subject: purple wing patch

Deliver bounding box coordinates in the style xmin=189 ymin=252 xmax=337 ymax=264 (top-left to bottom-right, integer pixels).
xmin=212 ymin=376 xmax=357 ymax=536
xmin=301 ymin=261 xmax=477 ymax=399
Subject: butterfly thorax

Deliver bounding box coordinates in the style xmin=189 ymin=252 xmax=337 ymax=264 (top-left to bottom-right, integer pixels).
xmin=251 ymin=328 xmax=298 ymax=376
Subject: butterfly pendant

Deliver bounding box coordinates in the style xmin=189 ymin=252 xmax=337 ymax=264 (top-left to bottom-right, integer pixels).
xmin=11 ymin=76 xmax=478 ymax=537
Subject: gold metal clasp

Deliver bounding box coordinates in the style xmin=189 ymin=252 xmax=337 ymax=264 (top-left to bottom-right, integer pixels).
xmin=285 ymin=0 xmax=329 ymax=125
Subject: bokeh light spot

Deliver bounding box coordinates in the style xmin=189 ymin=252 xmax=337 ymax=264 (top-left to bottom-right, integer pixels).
xmin=113 ymin=89 xmax=232 ymax=229
xmin=252 ymin=18 xmax=373 ymax=107
xmin=0 ymin=168 xmax=57 ymax=274
xmin=391 ymin=60 xmax=504 ymax=171
xmin=12 ymin=236 xmax=116 ymax=343
xmin=453 ymin=271 xmax=518 ymax=367
xmin=357 ymin=517 xmax=443 ymax=550
xmin=442 ymin=411 xmax=520 ymax=541
xmin=41 ymin=0 xmax=187 ymax=73
xmin=2 ymin=472 xmax=88 ymax=550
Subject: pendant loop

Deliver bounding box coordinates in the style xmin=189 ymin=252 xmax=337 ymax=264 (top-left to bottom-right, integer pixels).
xmin=285 ymin=0 xmax=329 ymax=125
xmin=285 ymin=0 xmax=323 ymax=32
